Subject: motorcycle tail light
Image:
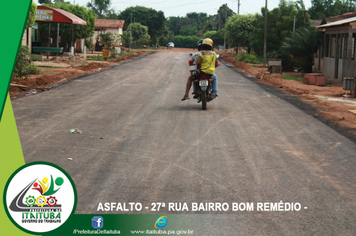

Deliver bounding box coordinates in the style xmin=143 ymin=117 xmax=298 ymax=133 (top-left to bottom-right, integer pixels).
xmin=209 ymin=79 xmax=213 ymax=82
xmin=200 ymin=74 xmax=208 ymax=79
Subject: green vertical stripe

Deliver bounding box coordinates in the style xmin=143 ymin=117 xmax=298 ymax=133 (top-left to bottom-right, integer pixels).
xmin=0 ymin=95 xmax=33 ymax=235
xmin=0 ymin=0 xmax=31 ymax=121
xmin=0 ymin=1 xmax=35 ymax=235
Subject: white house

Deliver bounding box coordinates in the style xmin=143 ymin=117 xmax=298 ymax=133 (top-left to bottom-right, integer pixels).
xmin=93 ymin=19 xmax=126 ymax=49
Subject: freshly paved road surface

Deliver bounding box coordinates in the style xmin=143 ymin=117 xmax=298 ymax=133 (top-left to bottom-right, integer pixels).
xmin=12 ymin=51 xmax=356 ymax=235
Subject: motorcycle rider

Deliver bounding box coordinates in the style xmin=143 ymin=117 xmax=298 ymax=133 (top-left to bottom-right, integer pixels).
xmin=196 ymin=38 xmax=219 ymax=100
xmin=181 ymin=39 xmax=203 ymax=101
xmin=181 ymin=39 xmax=219 ymax=101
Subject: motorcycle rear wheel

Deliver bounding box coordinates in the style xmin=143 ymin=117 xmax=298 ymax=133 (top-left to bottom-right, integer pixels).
xmin=201 ymin=90 xmax=207 ymax=110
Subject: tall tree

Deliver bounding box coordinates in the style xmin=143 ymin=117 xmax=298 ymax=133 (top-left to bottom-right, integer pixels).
xmin=217 ymin=4 xmax=235 ymax=29
xmin=87 ymin=0 xmax=111 ymax=19
xmin=296 ymin=0 xmax=306 ymax=9
xmin=308 ymin=0 xmax=356 ymax=19
xmin=251 ymin=0 xmax=311 ymax=56
xmin=118 ymin=6 xmax=167 ymax=45
xmin=167 ymin=13 xmax=217 ymax=37
xmin=122 ymin=23 xmax=150 ymax=47
xmin=106 ymin=9 xmax=120 ymax=19
xmin=39 ymin=0 xmax=50 ymax=4
xmin=225 ymin=14 xmax=257 ymax=53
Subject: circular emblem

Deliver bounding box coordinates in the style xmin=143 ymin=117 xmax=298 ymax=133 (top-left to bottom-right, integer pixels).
xmin=3 ymin=162 xmax=77 ymax=234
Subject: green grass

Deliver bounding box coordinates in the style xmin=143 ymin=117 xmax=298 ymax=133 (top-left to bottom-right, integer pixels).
xmin=87 ymin=56 xmax=106 ymax=61
xmin=281 ymin=75 xmax=302 ymax=81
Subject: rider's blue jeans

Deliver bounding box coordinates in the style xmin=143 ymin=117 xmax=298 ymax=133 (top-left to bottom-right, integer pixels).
xmin=211 ymin=74 xmax=218 ymax=95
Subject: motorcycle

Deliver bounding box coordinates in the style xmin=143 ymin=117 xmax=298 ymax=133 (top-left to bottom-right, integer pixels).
xmin=190 ymin=69 xmax=213 ymax=110
xmin=188 ymin=54 xmax=219 ymax=110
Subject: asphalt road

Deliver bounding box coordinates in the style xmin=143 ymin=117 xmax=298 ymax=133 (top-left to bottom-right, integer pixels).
xmin=12 ymin=51 xmax=356 ymax=235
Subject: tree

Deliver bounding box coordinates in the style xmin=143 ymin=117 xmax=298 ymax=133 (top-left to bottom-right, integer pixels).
xmin=282 ymin=27 xmax=322 ymax=72
xmin=225 ymin=14 xmax=256 ymax=53
xmin=87 ymin=0 xmax=111 ymax=19
xmin=167 ymin=16 xmax=183 ymax=36
xmin=118 ymin=6 xmax=167 ymax=45
xmin=173 ymin=35 xmax=200 ymax=48
xmin=217 ymin=4 xmax=235 ymax=29
xmin=26 ymin=2 xmax=37 ymax=29
xmin=308 ymin=0 xmax=356 ymax=19
xmin=204 ymin=31 xmax=217 ymax=39
xmin=38 ymin=0 xmax=50 ymax=4
xmin=122 ymin=23 xmax=150 ymax=47
xmin=251 ymin=0 xmax=311 ymax=56
xmin=179 ymin=25 xmax=198 ymax=36
xmin=203 ymin=30 xmax=224 ymax=46
xmin=106 ymin=9 xmax=120 ymax=19
xmin=296 ymin=0 xmax=306 ymax=9
xmin=167 ymin=13 xmax=217 ymax=37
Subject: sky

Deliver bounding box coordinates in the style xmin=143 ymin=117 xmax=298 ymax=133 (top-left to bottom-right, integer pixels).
xmin=33 ymin=0 xmax=312 ymax=18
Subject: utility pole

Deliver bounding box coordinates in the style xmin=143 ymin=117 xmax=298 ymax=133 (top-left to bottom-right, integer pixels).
xmin=48 ymin=0 xmax=52 ymax=51
xmin=57 ymin=0 xmax=60 ymax=48
xmin=129 ymin=13 xmax=132 ymax=50
xmin=263 ymin=0 xmax=267 ymax=67
xmin=218 ymin=13 xmax=221 ymax=30
xmin=224 ymin=3 xmax=227 ymax=50
xmin=238 ymin=0 xmax=240 ymax=14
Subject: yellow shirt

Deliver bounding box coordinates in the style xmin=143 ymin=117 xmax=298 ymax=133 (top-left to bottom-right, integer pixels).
xmin=198 ymin=50 xmax=216 ymax=75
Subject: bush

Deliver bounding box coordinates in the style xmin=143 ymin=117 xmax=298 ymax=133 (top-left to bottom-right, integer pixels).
xmin=110 ymin=49 xmax=118 ymax=59
xmin=173 ymin=35 xmax=201 ymax=48
xmin=85 ymin=38 xmax=93 ymax=51
xmin=14 ymin=46 xmax=41 ymax=79
xmin=236 ymin=52 xmax=260 ymax=64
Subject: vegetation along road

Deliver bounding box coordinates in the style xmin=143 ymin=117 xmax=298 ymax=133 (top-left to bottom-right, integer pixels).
xmin=12 ymin=51 xmax=356 ymax=235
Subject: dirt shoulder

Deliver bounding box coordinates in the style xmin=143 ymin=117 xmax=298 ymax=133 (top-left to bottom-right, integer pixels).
xmin=9 ymin=49 xmax=152 ymax=98
xmin=219 ymin=51 xmax=356 ymax=136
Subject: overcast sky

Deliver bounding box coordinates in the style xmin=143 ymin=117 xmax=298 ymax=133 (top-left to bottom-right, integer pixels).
xmin=33 ymin=0 xmax=312 ymax=18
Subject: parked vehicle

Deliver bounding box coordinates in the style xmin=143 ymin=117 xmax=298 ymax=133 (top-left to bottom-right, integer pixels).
xmin=168 ymin=42 xmax=174 ymax=48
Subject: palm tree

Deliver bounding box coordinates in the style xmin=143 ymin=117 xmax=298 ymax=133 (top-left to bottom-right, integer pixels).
xmin=87 ymin=0 xmax=111 ymax=19
xmin=282 ymin=27 xmax=322 ymax=73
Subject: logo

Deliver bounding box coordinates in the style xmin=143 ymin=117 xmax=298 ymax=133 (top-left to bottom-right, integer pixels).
xmin=4 ymin=162 xmax=77 ymax=234
xmin=154 ymin=216 xmax=167 ymax=228
xmin=92 ymin=216 xmax=104 ymax=229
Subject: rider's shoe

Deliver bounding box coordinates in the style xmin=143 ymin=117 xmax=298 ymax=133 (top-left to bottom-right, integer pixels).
xmin=209 ymin=94 xmax=218 ymax=101
xmin=193 ymin=94 xmax=199 ymax=99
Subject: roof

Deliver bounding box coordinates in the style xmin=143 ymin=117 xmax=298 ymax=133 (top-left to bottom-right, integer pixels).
xmin=36 ymin=6 xmax=86 ymax=25
xmin=330 ymin=12 xmax=356 ymax=20
xmin=317 ymin=16 xmax=356 ymax=28
xmin=320 ymin=12 xmax=356 ymax=25
xmin=311 ymin=19 xmax=322 ymax=27
xmin=95 ymin=19 xmax=126 ymax=29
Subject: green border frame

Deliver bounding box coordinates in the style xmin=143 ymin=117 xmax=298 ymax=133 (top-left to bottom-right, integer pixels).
xmin=3 ymin=161 xmax=78 ymax=235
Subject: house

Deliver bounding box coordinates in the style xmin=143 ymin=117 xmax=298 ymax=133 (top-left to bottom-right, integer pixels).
xmin=93 ymin=19 xmax=126 ymax=49
xmin=315 ymin=13 xmax=356 ymax=83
